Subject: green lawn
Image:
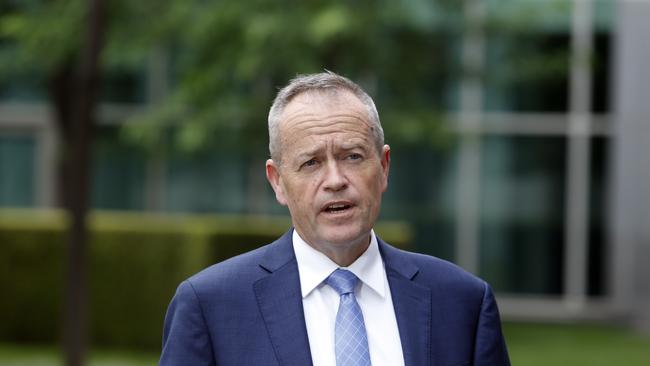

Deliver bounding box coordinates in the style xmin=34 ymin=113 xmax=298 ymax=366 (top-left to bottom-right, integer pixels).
xmin=0 ymin=344 xmax=158 ymax=366
xmin=504 ymin=322 xmax=650 ymax=366
xmin=1 ymin=323 xmax=648 ymax=365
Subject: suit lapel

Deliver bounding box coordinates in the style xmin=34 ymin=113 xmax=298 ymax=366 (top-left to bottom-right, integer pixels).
xmin=254 ymin=233 xmax=432 ymax=365
xmin=254 ymin=230 xmax=313 ymax=366
xmin=379 ymin=239 xmax=432 ymax=366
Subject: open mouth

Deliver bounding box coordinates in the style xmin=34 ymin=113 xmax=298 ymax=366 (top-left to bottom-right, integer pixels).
xmin=322 ymin=202 xmax=353 ymax=214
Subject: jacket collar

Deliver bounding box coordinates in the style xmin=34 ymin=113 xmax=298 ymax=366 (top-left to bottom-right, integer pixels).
xmin=378 ymin=237 xmax=432 ymax=366
xmin=254 ymin=229 xmax=314 ymax=366
xmin=255 ymin=230 xmax=431 ymax=366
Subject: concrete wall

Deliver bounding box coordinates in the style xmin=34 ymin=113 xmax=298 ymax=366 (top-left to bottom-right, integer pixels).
xmin=610 ymin=0 xmax=650 ymax=334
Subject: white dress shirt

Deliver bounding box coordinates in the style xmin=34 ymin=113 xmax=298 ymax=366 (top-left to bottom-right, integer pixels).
xmin=293 ymin=230 xmax=405 ymax=366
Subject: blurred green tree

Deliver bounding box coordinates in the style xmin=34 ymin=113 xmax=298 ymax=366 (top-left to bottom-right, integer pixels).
xmin=1 ymin=0 xmax=462 ymax=157
xmin=119 ymin=0 xmax=459 ymax=153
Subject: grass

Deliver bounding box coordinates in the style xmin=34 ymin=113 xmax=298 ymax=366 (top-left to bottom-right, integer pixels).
xmin=504 ymin=322 xmax=650 ymax=366
xmin=1 ymin=323 xmax=648 ymax=365
xmin=0 ymin=344 xmax=158 ymax=366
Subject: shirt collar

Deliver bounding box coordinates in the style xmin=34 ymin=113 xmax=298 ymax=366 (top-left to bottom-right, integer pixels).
xmin=292 ymin=229 xmax=386 ymax=299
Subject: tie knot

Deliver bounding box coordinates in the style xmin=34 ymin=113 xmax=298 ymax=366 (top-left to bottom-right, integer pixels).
xmin=326 ymin=269 xmax=359 ymax=295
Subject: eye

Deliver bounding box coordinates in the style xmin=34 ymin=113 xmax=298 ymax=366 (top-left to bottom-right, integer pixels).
xmin=347 ymin=153 xmax=363 ymax=161
xmin=301 ymin=158 xmax=318 ymax=168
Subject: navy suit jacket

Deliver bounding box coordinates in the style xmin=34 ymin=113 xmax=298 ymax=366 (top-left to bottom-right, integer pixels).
xmin=160 ymin=230 xmax=510 ymax=365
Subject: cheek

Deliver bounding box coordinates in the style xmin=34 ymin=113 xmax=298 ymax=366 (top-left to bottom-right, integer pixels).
xmin=365 ymin=175 xmax=386 ymax=202
xmin=284 ymin=177 xmax=319 ymax=206
xmin=302 ymin=173 xmax=321 ymax=190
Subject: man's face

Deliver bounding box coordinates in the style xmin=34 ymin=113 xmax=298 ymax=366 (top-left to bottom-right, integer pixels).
xmin=266 ymin=90 xmax=390 ymax=260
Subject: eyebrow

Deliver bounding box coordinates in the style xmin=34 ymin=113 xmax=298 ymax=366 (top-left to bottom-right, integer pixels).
xmin=339 ymin=142 xmax=368 ymax=151
xmin=293 ymin=141 xmax=369 ymax=162
xmin=294 ymin=147 xmax=322 ymax=163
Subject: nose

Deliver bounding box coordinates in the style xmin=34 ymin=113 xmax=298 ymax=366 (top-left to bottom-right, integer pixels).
xmin=323 ymin=161 xmax=348 ymax=192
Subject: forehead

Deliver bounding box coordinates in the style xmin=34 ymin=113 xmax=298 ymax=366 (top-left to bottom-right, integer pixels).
xmin=279 ymin=90 xmax=372 ymax=140
xmin=282 ymin=89 xmax=368 ymax=116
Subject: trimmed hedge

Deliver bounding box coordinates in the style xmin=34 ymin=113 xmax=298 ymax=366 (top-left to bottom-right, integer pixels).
xmin=0 ymin=209 xmax=412 ymax=350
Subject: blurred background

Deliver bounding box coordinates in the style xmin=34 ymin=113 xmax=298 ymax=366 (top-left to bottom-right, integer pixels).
xmin=1 ymin=0 xmax=649 ymax=365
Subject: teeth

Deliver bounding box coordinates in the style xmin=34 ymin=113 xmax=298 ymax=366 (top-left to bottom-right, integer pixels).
xmin=329 ymin=204 xmax=345 ymax=209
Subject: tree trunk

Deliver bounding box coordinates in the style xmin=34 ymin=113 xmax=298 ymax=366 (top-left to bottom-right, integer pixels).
xmin=62 ymin=0 xmax=106 ymax=365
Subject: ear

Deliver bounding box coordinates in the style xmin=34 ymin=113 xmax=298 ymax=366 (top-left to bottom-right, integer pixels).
xmin=266 ymin=159 xmax=288 ymax=206
xmin=380 ymin=145 xmax=391 ymax=193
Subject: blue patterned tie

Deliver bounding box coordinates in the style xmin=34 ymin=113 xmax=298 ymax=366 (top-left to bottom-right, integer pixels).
xmin=326 ymin=269 xmax=371 ymax=366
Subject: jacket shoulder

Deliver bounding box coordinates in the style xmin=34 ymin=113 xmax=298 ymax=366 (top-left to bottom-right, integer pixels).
xmin=413 ymin=251 xmax=483 ymax=286
xmin=185 ymin=242 xmax=271 ymax=292
xmin=381 ymin=242 xmax=488 ymax=297
xmin=183 ymin=229 xmax=294 ymax=293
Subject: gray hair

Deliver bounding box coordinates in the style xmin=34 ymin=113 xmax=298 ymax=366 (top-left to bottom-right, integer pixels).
xmin=268 ymin=71 xmax=384 ymax=161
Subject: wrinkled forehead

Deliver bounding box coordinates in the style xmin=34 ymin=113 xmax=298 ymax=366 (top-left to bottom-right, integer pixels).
xmin=279 ymin=90 xmax=371 ymax=129
xmin=275 ymin=90 xmax=377 ymax=164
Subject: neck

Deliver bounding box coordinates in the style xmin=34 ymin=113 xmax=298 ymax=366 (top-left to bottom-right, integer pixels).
xmin=304 ymin=232 xmax=372 ymax=267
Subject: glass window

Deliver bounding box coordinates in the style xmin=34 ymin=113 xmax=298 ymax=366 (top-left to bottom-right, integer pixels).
xmin=588 ymin=137 xmax=607 ymax=296
xmin=101 ymin=65 xmax=146 ymax=103
xmin=479 ymin=136 xmax=566 ymax=294
xmin=483 ymin=31 xmax=570 ymax=112
xmin=164 ymin=150 xmax=247 ymax=213
xmin=0 ymin=135 xmax=35 ymax=207
xmin=92 ymin=127 xmax=146 ymax=210
xmin=592 ymin=31 xmax=611 ymax=113
xmin=484 ymin=0 xmax=572 ymax=112
xmin=381 ymin=143 xmax=459 ymax=261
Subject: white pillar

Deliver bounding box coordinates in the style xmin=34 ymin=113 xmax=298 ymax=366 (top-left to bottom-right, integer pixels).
xmin=563 ymin=0 xmax=593 ymax=312
xmin=456 ymin=0 xmax=485 ymax=273
xmin=610 ymin=0 xmax=650 ymax=334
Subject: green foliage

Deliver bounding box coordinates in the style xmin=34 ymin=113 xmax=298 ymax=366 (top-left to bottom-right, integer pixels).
xmin=88 ymin=229 xmax=195 ymax=348
xmin=0 ymin=0 xmax=592 ymax=154
xmin=0 ymin=0 xmax=182 ymax=71
xmin=0 ymin=209 xmax=412 ymax=349
xmin=0 ymin=210 xmax=205 ymax=349
xmin=123 ymin=0 xmax=465 ymax=153
xmin=0 ymin=0 xmax=84 ymax=73
xmin=0 ymin=226 xmax=65 ymax=343
xmin=0 ymin=0 xmax=465 ymax=153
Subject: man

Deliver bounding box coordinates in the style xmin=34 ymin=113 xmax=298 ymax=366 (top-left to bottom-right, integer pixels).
xmin=160 ymin=72 xmax=510 ymax=365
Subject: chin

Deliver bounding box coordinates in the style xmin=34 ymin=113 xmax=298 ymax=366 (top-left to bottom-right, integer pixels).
xmin=320 ymin=226 xmax=370 ymax=247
